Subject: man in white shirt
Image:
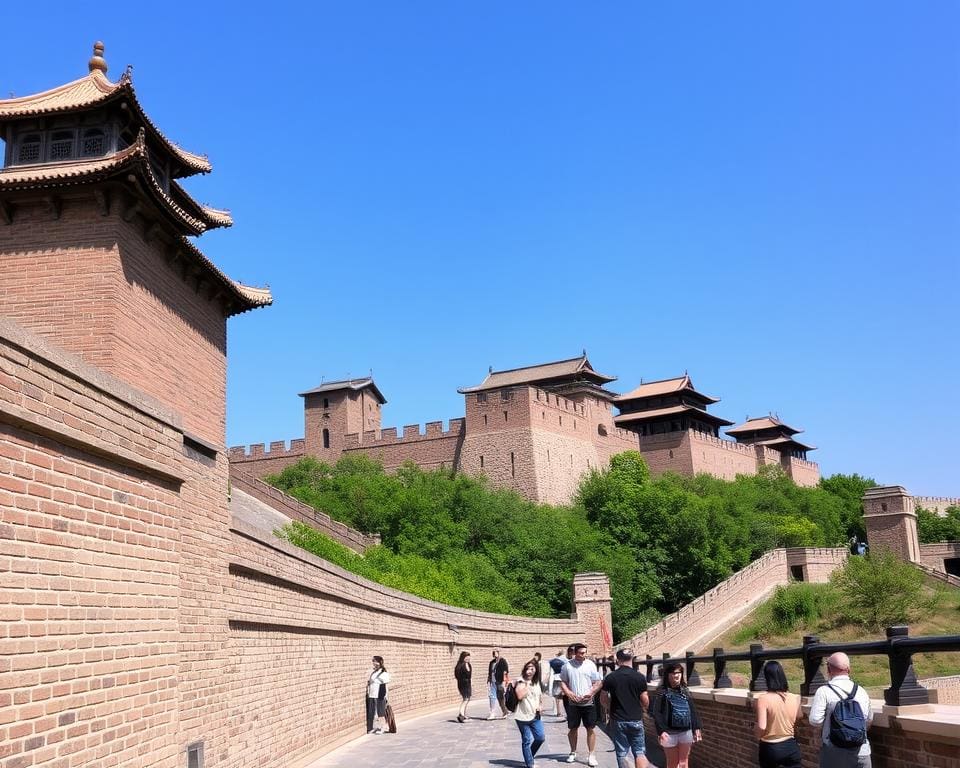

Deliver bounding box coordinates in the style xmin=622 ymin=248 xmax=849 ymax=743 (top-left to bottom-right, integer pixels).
xmin=559 ymin=643 xmax=602 ymax=767
xmin=808 ymin=652 xmax=873 ymax=768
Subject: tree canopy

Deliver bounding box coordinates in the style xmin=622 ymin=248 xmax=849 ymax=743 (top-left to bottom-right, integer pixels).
xmin=267 ymin=452 xmax=874 ymax=641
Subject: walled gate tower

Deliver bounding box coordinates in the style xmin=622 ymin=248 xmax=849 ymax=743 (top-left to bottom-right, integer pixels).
xmin=862 ymin=485 xmax=921 ymax=563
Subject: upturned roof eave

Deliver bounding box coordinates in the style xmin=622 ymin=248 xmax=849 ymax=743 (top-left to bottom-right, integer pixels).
xmin=0 ymin=71 xmax=211 ymax=177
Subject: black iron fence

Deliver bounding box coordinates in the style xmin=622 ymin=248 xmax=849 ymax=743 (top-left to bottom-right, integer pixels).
xmin=595 ymin=625 xmax=960 ymax=707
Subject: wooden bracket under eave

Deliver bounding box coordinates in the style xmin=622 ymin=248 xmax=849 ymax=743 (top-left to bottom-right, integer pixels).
xmin=120 ymin=194 xmax=141 ymax=223
xmin=0 ymin=200 xmax=12 ymax=225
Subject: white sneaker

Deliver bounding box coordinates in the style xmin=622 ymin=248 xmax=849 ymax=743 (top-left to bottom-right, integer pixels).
xmin=587 ymin=754 xmax=598 ymax=767
xmin=566 ymin=753 xmax=577 ymax=764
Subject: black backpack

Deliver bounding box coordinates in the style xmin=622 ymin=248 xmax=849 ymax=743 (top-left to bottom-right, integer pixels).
xmin=665 ymin=690 xmax=692 ymax=730
xmin=503 ymin=682 xmax=519 ymax=712
xmin=827 ymin=683 xmax=867 ymax=749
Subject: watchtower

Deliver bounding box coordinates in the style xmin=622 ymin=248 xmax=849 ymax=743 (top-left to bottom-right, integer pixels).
xmin=862 ymin=486 xmax=921 ymax=563
xmin=300 ymin=377 xmax=385 ymax=459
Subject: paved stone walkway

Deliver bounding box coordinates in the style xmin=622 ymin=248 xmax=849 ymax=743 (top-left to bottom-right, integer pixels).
xmin=305 ymin=701 xmax=666 ymax=768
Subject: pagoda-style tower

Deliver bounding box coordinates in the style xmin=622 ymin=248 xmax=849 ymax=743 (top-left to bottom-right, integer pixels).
xmin=0 ymin=42 xmax=270 ymax=446
xmin=613 ymin=374 xmax=733 ymax=436
xmin=0 ymin=44 xmax=271 ymax=764
xmin=726 ymin=414 xmax=815 ymax=460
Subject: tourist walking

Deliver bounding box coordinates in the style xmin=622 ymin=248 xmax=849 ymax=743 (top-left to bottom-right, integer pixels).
xmin=808 ymin=652 xmax=873 ymax=768
xmin=559 ymin=643 xmax=602 ymax=766
xmin=487 ymin=649 xmax=509 ymax=719
xmin=549 ymin=649 xmax=568 ymax=718
xmin=754 ymin=661 xmax=802 ymax=768
xmin=514 ymin=660 xmax=546 ymax=768
xmin=535 ymin=651 xmax=551 ymax=693
xmin=454 ymin=651 xmax=472 ymax=722
xmin=651 ymin=662 xmax=702 ymax=768
xmin=601 ymin=648 xmax=650 ymax=768
xmin=366 ymin=655 xmax=391 ymax=734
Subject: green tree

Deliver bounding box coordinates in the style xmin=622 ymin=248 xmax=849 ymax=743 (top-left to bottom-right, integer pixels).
xmin=831 ymin=549 xmax=926 ymax=630
xmin=917 ymin=506 xmax=960 ymax=544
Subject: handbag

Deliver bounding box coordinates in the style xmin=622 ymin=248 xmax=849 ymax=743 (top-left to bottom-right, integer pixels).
xmin=385 ymin=701 xmax=397 ymax=733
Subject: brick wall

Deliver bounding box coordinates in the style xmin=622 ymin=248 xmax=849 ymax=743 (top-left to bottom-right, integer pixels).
xmin=0 ymin=318 xmax=185 ymax=768
xmin=228 ymin=467 xmax=380 ymax=552
xmin=785 ymin=456 xmax=821 ymax=487
xmin=638 ymin=432 xmax=695 ymax=477
xmin=224 ymin=518 xmax=590 ymax=766
xmin=918 ymin=542 xmax=960 ymax=573
xmin=228 ymin=440 xmax=306 ymax=478
xmin=689 ymin=432 xmax=758 ymax=480
xmin=0 ymin=198 xmax=228 ymax=447
xmin=913 ymin=496 xmax=960 ymax=515
xmin=342 ymin=419 xmax=463 ymax=471
xmin=623 ymin=548 xmax=848 ymax=659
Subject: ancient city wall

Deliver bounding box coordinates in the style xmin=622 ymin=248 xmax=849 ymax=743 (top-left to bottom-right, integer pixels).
xmin=225 ymin=518 xmax=589 ymax=767
xmin=918 ymin=542 xmax=960 ymax=574
xmin=689 ymin=432 xmax=759 ymax=480
xmin=228 ymin=468 xmax=380 ymax=552
xmin=228 ymin=439 xmax=306 ymax=478
xmin=914 ymin=496 xmax=960 ymax=515
xmin=637 ymin=431 xmax=695 ymax=477
xmin=0 ymin=318 xmax=186 ymax=768
xmin=622 ymin=548 xmax=848 ymax=659
xmin=343 ymin=418 xmax=463 ymax=471
xmin=784 ymin=455 xmax=821 ymax=487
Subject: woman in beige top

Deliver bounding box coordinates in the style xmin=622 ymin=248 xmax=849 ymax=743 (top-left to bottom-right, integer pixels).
xmin=754 ymin=661 xmax=802 ymax=768
xmin=514 ymin=660 xmax=544 ymax=768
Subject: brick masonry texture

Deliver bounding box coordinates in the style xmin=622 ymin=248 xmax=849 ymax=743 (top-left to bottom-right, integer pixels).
xmin=623 ymin=548 xmax=848 ymax=659
xmin=0 ymin=316 xmax=613 ymax=767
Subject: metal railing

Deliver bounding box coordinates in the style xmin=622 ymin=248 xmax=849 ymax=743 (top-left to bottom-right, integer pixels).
xmin=596 ymin=625 xmax=960 ymax=707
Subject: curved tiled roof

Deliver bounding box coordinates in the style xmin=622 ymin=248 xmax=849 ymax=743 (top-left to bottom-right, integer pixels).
xmin=459 ymin=354 xmax=615 ymax=393
xmin=299 ymin=377 xmax=387 ymax=404
xmin=0 ymin=70 xmax=211 ymax=177
xmin=170 ymin=180 xmax=233 ymax=229
xmin=614 ymin=404 xmax=733 ymax=426
xmin=615 ymin=374 xmax=720 ymax=404
xmin=173 ymin=235 xmax=272 ymax=316
xmin=0 ymin=129 xmax=208 ymax=235
xmin=726 ymin=415 xmax=801 ymax=436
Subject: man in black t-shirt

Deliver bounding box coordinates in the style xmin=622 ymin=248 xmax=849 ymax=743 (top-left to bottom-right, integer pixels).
xmin=601 ymin=648 xmax=650 ymax=768
xmin=486 ymin=650 xmax=509 ymax=719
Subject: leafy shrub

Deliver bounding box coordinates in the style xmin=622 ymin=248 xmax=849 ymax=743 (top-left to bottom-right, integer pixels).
xmin=831 ymin=550 xmax=927 ymax=630
xmin=917 ymin=506 xmax=960 ymax=544
xmin=732 ymin=582 xmax=838 ymax=642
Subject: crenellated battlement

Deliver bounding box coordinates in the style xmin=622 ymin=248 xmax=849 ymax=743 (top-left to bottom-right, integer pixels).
xmin=342 ymin=418 xmax=465 ymax=449
xmin=229 ymin=438 xmax=306 ymax=462
xmin=913 ymin=496 xmax=960 ymax=515
xmin=689 ymin=430 xmax=757 ymax=456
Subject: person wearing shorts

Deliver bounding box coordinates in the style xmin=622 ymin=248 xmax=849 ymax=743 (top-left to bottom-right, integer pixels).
xmin=651 ymin=663 xmax=702 ymax=768
xmin=559 ymin=643 xmax=602 ymax=766
xmin=601 ymin=648 xmax=650 ymax=768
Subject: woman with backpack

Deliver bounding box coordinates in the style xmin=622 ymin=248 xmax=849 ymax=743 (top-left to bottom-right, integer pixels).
xmin=513 ymin=660 xmax=545 ymax=768
xmin=454 ymin=651 xmax=472 ymax=722
xmin=754 ymin=661 xmax=802 ymax=768
xmin=652 ymin=662 xmax=702 ymax=768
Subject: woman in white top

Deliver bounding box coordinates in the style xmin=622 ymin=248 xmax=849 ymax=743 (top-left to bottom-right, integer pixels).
xmin=366 ymin=655 xmax=391 ymax=734
xmin=514 ymin=660 xmax=545 ymax=768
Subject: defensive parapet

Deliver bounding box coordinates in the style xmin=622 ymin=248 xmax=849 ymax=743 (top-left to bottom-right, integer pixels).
xmin=228 ymin=438 xmax=306 ymax=479
xmin=620 ymin=547 xmax=847 ymax=659
xmin=342 ymin=417 xmax=465 ymax=471
xmin=230 ymin=466 xmax=380 ymax=552
xmin=913 ymin=496 xmax=960 ymax=515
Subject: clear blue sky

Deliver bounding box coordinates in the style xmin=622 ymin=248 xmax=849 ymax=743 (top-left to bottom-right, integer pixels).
xmin=3 ymin=3 xmax=958 ymax=495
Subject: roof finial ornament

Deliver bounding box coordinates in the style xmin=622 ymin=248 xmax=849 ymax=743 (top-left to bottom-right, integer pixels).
xmin=88 ymin=41 xmax=108 ymax=76
xmin=489 ymin=365 xmax=493 ymax=374
xmin=582 ymin=348 xmax=587 ymax=357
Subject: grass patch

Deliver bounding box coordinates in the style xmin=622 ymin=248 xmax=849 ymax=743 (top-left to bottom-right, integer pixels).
xmin=703 ymin=577 xmax=960 ymax=696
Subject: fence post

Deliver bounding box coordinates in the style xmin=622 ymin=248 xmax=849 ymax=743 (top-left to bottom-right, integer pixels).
xmin=646 ymin=654 xmax=656 ymax=684
xmin=749 ymin=643 xmax=767 ymax=692
xmin=685 ymin=651 xmax=701 ymax=687
xmin=800 ymin=635 xmax=825 ymax=697
xmin=713 ymin=647 xmax=732 ymax=689
xmin=884 ymin=625 xmax=929 ymax=706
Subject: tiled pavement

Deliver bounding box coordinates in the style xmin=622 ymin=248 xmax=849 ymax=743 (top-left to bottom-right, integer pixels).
xmin=305 ymin=701 xmax=666 ymax=768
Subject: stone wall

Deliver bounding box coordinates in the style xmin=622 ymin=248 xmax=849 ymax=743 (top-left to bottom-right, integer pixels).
xmin=228 ymin=439 xmax=306 ymax=478
xmin=622 ymin=548 xmax=848 ymax=658
xmin=228 ymin=468 xmax=380 ymax=552
xmin=343 ymin=418 xmax=463 ymax=471
xmin=0 ymin=317 xmax=186 ymax=768
xmin=918 ymin=542 xmax=960 ymax=574
xmin=689 ymin=432 xmax=759 ymax=480
xmin=224 ymin=518 xmax=591 ymax=767
xmin=913 ymin=496 xmax=960 ymax=515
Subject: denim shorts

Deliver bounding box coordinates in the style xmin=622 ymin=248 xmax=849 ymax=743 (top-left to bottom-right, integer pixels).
xmin=612 ymin=719 xmax=646 ymax=758
xmin=661 ymin=729 xmax=694 ymax=747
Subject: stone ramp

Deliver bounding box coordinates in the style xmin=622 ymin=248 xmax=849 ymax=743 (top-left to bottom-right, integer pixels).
xmin=303 ymin=702 xmax=666 ymax=768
